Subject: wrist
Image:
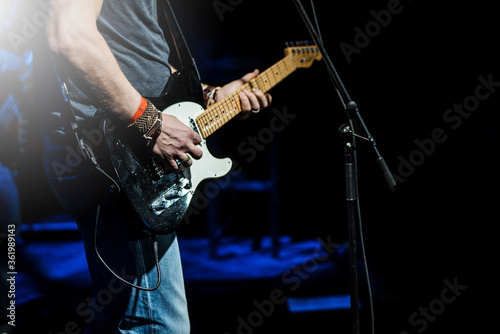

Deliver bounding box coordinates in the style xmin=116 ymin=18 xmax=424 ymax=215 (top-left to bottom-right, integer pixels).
xmin=126 ymin=97 xmax=163 ymax=144
xmin=128 ymin=96 xmax=148 ymax=125
xmin=202 ymin=84 xmax=222 ymax=107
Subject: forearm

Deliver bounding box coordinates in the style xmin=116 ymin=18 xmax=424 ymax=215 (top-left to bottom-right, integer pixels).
xmin=46 ymin=0 xmax=141 ymax=123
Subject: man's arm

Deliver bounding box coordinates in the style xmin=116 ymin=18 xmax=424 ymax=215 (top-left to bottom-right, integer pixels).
xmin=46 ymin=0 xmax=141 ymax=122
xmin=46 ymin=0 xmax=202 ymax=170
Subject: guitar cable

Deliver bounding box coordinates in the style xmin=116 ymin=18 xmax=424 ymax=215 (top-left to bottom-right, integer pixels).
xmin=93 ymin=204 xmax=162 ymax=291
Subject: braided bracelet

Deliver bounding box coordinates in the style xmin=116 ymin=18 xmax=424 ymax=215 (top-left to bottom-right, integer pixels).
xmin=127 ymin=97 xmax=162 ymax=143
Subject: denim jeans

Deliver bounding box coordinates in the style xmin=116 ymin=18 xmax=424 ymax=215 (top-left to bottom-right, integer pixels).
xmin=42 ymin=131 xmax=190 ymax=333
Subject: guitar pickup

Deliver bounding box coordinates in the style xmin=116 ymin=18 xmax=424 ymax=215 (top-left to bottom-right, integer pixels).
xmin=149 ymin=177 xmax=192 ymax=214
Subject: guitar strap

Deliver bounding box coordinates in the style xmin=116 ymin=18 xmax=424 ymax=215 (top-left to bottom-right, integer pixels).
xmin=158 ymin=0 xmax=202 ymax=84
xmin=47 ymin=52 xmax=92 ymax=164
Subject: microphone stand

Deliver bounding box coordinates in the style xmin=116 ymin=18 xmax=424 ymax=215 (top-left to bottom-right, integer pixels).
xmin=292 ymin=1 xmax=396 ymax=333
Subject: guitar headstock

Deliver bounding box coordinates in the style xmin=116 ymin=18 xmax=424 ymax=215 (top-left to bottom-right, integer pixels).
xmin=285 ymin=42 xmax=322 ymax=68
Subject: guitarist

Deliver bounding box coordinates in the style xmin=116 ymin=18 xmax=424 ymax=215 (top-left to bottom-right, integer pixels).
xmin=42 ymin=0 xmax=271 ymax=333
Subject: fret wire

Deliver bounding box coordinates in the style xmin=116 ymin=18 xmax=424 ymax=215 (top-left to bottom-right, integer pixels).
xmin=264 ymin=67 xmax=277 ymax=90
xmin=225 ymin=95 xmax=234 ymax=114
xmin=262 ymin=71 xmax=271 ymax=91
xmin=269 ymin=65 xmax=280 ymax=86
xmin=196 ymin=54 xmax=302 ymax=138
xmin=250 ymin=79 xmax=260 ymax=91
xmin=207 ymin=107 xmax=216 ymax=131
xmin=258 ymin=76 xmax=267 ymax=91
xmin=200 ymin=113 xmax=208 ymax=129
xmin=219 ymin=103 xmax=229 ymax=124
xmin=217 ymin=104 xmax=225 ymax=126
xmin=209 ymin=105 xmax=220 ymax=133
xmin=281 ymin=58 xmax=289 ymax=76
xmin=212 ymin=106 xmax=223 ymax=132
xmin=273 ymin=61 xmax=282 ymax=82
xmin=265 ymin=68 xmax=275 ymax=89
xmin=279 ymin=61 xmax=292 ymax=80
xmin=277 ymin=64 xmax=286 ymax=82
xmin=211 ymin=111 xmax=220 ymax=133
xmin=197 ymin=114 xmax=208 ymax=138
xmin=226 ymin=95 xmax=236 ymax=116
xmin=261 ymin=74 xmax=268 ymax=91
xmin=266 ymin=70 xmax=274 ymax=90
xmin=286 ymin=55 xmax=297 ymax=71
xmin=280 ymin=59 xmax=291 ymax=75
xmin=283 ymin=55 xmax=292 ymax=75
xmin=275 ymin=61 xmax=284 ymax=82
xmin=257 ymin=71 xmax=266 ymax=91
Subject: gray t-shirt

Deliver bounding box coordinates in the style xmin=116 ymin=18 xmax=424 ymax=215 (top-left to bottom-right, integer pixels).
xmin=61 ymin=0 xmax=172 ymax=120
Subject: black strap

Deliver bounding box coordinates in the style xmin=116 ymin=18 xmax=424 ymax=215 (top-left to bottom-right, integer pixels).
xmin=48 ymin=52 xmax=89 ymax=161
xmin=49 ymin=50 xmax=121 ymax=192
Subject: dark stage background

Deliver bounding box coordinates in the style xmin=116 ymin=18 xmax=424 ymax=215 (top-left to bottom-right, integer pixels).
xmin=1 ymin=0 xmax=499 ymax=333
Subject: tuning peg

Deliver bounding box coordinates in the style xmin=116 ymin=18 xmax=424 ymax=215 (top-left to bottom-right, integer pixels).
xmin=294 ymin=40 xmax=311 ymax=47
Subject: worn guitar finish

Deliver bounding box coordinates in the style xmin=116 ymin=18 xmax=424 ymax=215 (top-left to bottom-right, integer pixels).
xmin=105 ymin=45 xmax=322 ymax=235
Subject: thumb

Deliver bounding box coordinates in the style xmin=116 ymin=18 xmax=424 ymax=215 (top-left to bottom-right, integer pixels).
xmin=240 ymin=69 xmax=259 ymax=83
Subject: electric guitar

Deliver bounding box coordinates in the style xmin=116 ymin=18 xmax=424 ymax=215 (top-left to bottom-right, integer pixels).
xmin=104 ymin=44 xmax=322 ymax=235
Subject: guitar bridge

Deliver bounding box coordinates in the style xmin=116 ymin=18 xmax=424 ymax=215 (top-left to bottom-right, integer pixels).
xmin=149 ymin=176 xmax=192 ymax=214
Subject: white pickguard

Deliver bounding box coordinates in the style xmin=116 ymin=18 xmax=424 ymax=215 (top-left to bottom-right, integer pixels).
xmin=162 ymin=101 xmax=233 ymax=192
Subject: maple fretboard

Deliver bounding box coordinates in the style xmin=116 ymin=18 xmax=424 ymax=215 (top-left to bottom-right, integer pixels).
xmin=196 ymin=45 xmax=321 ymax=138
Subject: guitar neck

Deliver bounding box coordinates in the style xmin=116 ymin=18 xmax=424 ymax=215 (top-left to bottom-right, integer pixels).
xmin=196 ymin=55 xmax=297 ymax=138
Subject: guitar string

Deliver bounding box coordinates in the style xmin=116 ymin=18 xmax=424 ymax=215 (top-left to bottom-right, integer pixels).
xmin=196 ymin=53 xmax=301 ymax=138
xmin=200 ymin=58 xmax=286 ymax=137
xmin=203 ymin=55 xmax=294 ymax=136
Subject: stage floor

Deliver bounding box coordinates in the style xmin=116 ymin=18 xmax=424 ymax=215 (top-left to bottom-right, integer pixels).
xmin=12 ymin=220 xmax=358 ymax=334
xmin=8 ymin=214 xmax=485 ymax=333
